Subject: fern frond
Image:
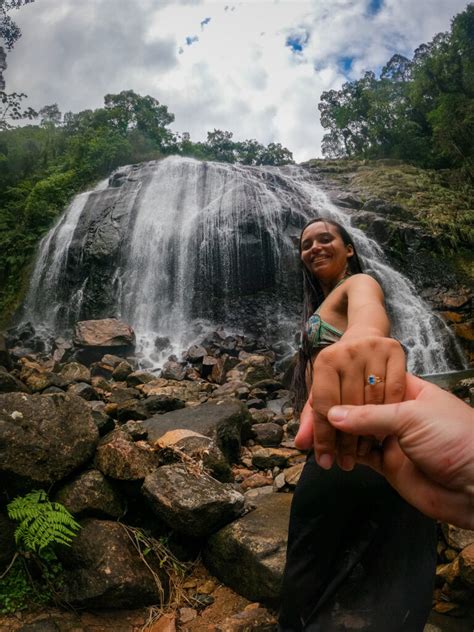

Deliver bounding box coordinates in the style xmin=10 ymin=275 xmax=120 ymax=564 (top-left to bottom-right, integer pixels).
xmin=7 ymin=490 xmax=81 ymax=553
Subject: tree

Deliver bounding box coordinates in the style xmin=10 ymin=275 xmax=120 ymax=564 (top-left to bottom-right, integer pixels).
xmin=39 ymin=103 xmax=62 ymax=127
xmin=0 ymin=91 xmax=36 ymax=130
xmin=104 ymin=90 xmax=176 ymax=149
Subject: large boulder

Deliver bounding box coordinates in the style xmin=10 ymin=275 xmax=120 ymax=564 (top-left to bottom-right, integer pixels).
xmin=142 ymin=464 xmax=245 ymax=538
xmin=73 ymin=319 xmax=135 ymax=364
xmin=95 ymin=429 xmax=159 ymax=481
xmin=54 ymin=469 xmax=125 ymax=519
xmin=60 ymin=519 xmax=168 ymax=608
xmin=157 ymin=430 xmax=232 ymax=482
xmin=19 ymin=358 xmax=65 ymax=393
xmin=58 ymin=362 xmax=91 ymax=385
xmin=143 ymin=400 xmax=252 ymax=463
xmin=0 ymin=392 xmax=99 ymax=490
xmin=203 ymin=493 xmax=292 ymax=605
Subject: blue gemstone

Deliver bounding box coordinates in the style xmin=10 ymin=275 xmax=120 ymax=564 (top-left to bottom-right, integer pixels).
xmin=368 ymin=375 xmax=375 ymax=385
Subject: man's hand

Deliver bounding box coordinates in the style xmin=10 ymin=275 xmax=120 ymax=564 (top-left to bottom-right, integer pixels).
xmin=327 ymin=374 xmax=474 ymax=529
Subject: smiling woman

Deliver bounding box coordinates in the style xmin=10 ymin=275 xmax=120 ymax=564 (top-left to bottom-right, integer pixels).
xmin=278 ymin=218 xmax=437 ymax=632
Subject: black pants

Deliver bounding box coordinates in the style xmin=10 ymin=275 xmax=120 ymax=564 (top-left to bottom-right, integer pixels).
xmin=279 ymin=454 xmax=437 ymax=632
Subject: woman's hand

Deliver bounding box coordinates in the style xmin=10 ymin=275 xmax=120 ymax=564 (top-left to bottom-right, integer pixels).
xmin=327 ymin=374 xmax=474 ymax=529
xmin=295 ymin=336 xmax=406 ymax=471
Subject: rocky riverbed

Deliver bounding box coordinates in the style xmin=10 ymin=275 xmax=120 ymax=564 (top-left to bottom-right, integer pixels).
xmin=0 ymin=317 xmax=473 ymax=631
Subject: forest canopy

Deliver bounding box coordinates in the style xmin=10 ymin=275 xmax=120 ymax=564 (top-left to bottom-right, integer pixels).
xmin=318 ymin=4 xmax=474 ymax=179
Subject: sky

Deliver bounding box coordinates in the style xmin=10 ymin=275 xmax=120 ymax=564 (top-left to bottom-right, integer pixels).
xmin=4 ymin=0 xmax=470 ymax=162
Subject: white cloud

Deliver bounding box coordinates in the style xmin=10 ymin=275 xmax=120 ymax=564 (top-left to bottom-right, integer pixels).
xmin=4 ymin=0 xmax=470 ymax=161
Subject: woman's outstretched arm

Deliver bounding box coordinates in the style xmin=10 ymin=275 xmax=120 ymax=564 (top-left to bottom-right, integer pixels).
xmin=296 ymin=274 xmax=406 ymax=471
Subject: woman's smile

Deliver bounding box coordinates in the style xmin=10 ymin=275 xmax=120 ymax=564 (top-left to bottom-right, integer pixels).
xmin=300 ymin=221 xmax=353 ymax=283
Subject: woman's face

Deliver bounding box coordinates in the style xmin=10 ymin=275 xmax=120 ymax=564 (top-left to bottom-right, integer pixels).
xmin=300 ymin=221 xmax=354 ymax=282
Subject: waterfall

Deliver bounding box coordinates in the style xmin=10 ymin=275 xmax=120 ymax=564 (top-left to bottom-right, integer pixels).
xmin=22 ymin=156 xmax=466 ymax=372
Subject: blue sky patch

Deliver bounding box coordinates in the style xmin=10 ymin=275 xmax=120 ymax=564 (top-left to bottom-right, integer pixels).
xmin=185 ymin=35 xmax=199 ymax=46
xmin=338 ymin=56 xmax=354 ymax=73
xmin=367 ymin=0 xmax=384 ymax=15
xmin=286 ymin=31 xmax=309 ymax=53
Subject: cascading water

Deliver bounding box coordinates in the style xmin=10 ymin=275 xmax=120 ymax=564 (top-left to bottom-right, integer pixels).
xmin=22 ymin=156 xmax=466 ymax=372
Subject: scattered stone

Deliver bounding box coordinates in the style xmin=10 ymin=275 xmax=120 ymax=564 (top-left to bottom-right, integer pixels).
xmin=143 ymin=400 xmax=252 ymax=463
xmin=178 ymin=608 xmax=197 ymax=624
xmin=187 ymin=345 xmax=207 ymax=363
xmin=239 ymin=473 xmax=272 ymax=492
xmin=19 ymin=358 xmax=65 ymax=393
xmin=116 ymin=398 xmax=148 ymax=422
xmin=442 ymin=525 xmax=474 ymax=551
xmin=95 ymin=429 xmax=159 ymax=481
xmin=107 ymin=386 xmax=141 ymax=404
xmin=142 ymin=463 xmax=245 ymax=537
xmin=215 ymin=604 xmax=278 ymax=631
xmin=60 ymin=519 xmax=168 ymax=608
xmin=250 ymin=409 xmax=275 ymax=424
xmin=148 ymin=613 xmax=176 ymax=632
xmin=112 ymin=360 xmax=134 ymax=381
xmin=123 ymin=419 xmax=148 ymax=440
xmin=0 ymin=366 xmax=29 ymax=394
xmin=436 ymin=558 xmax=461 ymax=587
xmin=213 ymin=381 xmax=249 ymax=399
xmin=91 ymin=409 xmax=115 ymax=436
xmin=252 ymin=422 xmax=283 ymax=447
xmin=243 ymin=486 xmax=274 ymax=502
xmin=54 ymin=469 xmax=125 ymax=519
xmin=0 ymin=392 xmax=98 ymax=489
xmin=144 ymin=394 xmax=185 ymax=414
xmin=273 ymin=472 xmax=286 ymax=491
xmin=251 ymin=447 xmax=301 ymax=470
xmin=284 ymin=463 xmax=304 ymax=488
xmin=459 ymin=543 xmax=474 ymax=588
xmin=204 ymin=493 xmax=292 ymax=604
xmin=58 ymin=362 xmax=91 ymax=384
xmin=126 ymin=370 xmax=156 ymax=387
xmin=67 ymin=381 xmax=98 ymax=401
xmin=161 ymin=360 xmax=187 ymax=381
xmin=74 ymin=319 xmax=136 ymax=348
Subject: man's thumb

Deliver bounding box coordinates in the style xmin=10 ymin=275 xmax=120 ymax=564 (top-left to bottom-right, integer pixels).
xmin=328 ymin=401 xmax=407 ymax=437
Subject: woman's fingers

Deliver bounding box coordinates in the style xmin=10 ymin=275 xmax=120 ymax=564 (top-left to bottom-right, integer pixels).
xmin=294 ymin=399 xmax=315 ymax=450
xmin=383 ymin=341 xmax=407 ymax=403
xmin=311 ymin=356 xmax=341 ymax=469
xmin=337 ymin=362 xmax=365 ymax=470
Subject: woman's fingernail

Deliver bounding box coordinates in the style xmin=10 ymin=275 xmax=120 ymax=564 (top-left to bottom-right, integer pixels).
xmin=341 ymin=456 xmax=355 ymax=471
xmin=318 ymin=453 xmax=333 ymax=470
xmin=328 ymin=406 xmax=348 ymax=422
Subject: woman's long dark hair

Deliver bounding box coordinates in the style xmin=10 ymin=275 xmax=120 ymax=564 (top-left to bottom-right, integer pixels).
xmin=292 ymin=218 xmax=364 ymax=413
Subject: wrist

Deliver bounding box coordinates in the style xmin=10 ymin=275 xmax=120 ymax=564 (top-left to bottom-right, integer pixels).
xmin=342 ymin=327 xmax=387 ymax=341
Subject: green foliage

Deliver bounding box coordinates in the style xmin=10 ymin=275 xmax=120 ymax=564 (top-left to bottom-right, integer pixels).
xmin=0 ymin=549 xmax=64 ymax=614
xmin=318 ymin=4 xmax=474 ymax=178
xmin=7 ymin=489 xmax=81 ymax=552
xmin=0 ymin=490 xmax=78 ymax=614
xmin=181 ymin=128 xmax=294 ymax=165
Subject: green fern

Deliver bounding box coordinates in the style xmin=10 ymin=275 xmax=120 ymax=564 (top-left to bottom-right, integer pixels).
xmin=7 ymin=490 xmax=81 ymax=552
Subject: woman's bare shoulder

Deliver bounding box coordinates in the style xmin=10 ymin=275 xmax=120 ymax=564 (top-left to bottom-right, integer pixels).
xmin=345 ymin=273 xmax=384 ymax=295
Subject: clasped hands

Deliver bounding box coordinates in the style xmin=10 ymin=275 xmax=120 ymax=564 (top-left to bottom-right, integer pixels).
xmin=295 ymin=335 xmax=406 ymax=471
